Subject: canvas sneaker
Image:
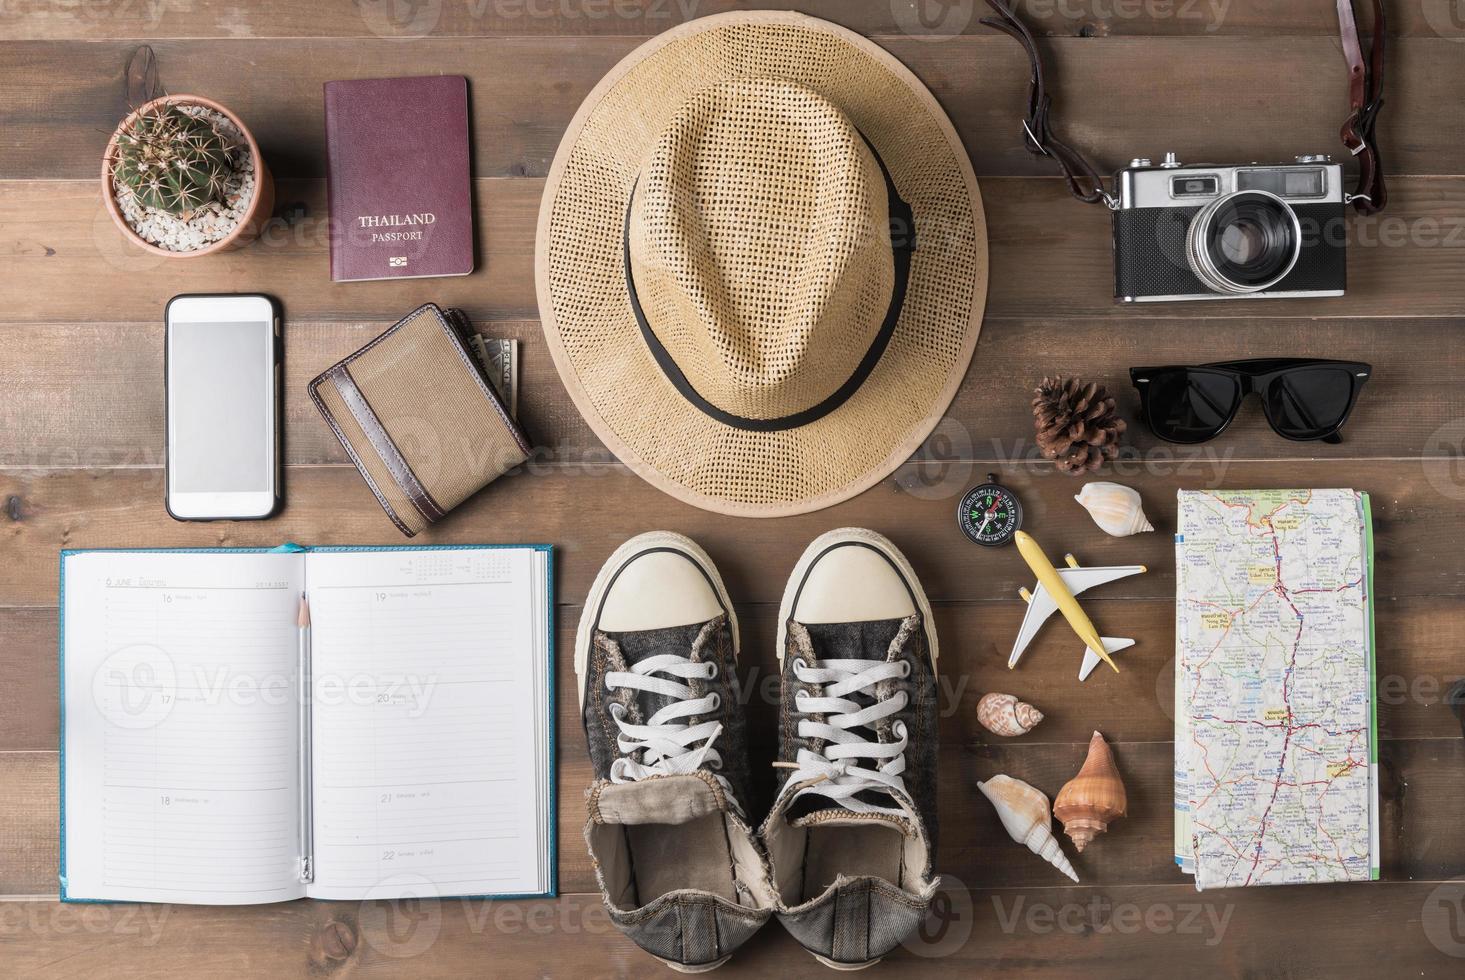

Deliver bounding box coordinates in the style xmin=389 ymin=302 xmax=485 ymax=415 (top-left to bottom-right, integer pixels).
xmin=577 ymin=531 xmax=776 ymax=972
xmin=760 ymin=528 xmax=941 ymax=970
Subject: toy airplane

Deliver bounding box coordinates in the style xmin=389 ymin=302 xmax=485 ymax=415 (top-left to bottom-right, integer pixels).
xmin=1010 ymin=531 xmax=1146 ymax=682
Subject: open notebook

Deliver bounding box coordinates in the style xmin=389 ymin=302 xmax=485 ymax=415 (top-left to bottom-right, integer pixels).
xmin=1174 ymin=490 xmax=1377 ymax=890
xmin=60 ymin=544 xmax=554 ymax=904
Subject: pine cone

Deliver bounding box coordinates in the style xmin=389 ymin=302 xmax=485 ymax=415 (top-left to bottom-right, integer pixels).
xmin=1032 ymin=376 xmax=1127 ymax=474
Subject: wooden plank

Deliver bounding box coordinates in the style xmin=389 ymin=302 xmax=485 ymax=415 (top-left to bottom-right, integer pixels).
xmin=0 ymin=754 xmax=56 ymax=895
xmin=4 ymin=176 xmax=1465 ymax=323
xmin=2 ymin=882 xmax=1464 ymax=976
xmin=7 ymin=597 xmax=1461 ymax=753
xmin=3 ymin=882 xmax=1462 ymax=977
xmin=0 ymin=0 xmax=1422 ymax=41
xmin=7 ymin=735 xmax=1462 ymax=898
xmin=0 ymin=608 xmax=59 ymax=750
xmin=3 ymin=315 xmax=1462 ymax=469
xmin=0 ymin=319 xmax=589 ymax=470
xmin=4 ymin=461 xmax=1464 ymax=607
xmin=3 ymin=36 xmax=1460 ymax=180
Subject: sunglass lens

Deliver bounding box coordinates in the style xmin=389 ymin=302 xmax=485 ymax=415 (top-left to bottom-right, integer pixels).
xmin=1145 ymin=369 xmax=1240 ymax=443
xmin=1265 ymin=367 xmax=1355 ymax=439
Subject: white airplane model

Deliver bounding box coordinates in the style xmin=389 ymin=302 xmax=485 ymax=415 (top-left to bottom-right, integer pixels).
xmin=1009 ymin=551 xmax=1147 ymax=682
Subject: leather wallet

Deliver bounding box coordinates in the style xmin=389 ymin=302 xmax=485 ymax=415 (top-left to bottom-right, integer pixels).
xmin=309 ymin=303 xmax=530 ymax=536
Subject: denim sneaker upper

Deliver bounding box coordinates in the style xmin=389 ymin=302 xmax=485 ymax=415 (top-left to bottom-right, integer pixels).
xmin=760 ymin=530 xmax=940 ymax=970
xmin=579 ymin=534 xmax=774 ymax=971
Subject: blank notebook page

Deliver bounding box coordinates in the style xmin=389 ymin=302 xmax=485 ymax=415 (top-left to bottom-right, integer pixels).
xmin=62 ymin=551 xmax=306 ymax=904
xmin=304 ymin=548 xmax=547 ymax=900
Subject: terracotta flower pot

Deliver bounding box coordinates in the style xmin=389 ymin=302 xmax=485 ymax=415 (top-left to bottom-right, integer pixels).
xmin=102 ymin=94 xmax=275 ymax=257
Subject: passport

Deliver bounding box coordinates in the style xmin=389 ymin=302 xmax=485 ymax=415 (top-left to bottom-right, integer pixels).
xmin=323 ymin=75 xmax=474 ymax=282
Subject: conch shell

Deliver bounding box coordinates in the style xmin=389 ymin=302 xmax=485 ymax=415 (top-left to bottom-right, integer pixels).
xmin=977 ymin=775 xmax=1078 ymax=882
xmin=1074 ymin=481 xmax=1154 ymax=537
xmin=1053 ymin=731 xmax=1127 ymax=852
xmin=976 ymin=693 xmax=1044 ymax=737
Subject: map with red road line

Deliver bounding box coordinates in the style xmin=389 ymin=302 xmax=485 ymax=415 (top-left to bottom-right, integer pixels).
xmin=1174 ymin=489 xmax=1378 ymax=890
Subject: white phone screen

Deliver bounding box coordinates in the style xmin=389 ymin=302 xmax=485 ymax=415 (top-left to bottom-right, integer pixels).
xmin=167 ymin=316 xmax=274 ymax=495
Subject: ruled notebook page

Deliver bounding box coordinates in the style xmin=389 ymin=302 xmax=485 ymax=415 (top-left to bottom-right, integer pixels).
xmin=304 ymin=548 xmax=547 ymax=899
xmin=61 ymin=551 xmax=306 ymax=904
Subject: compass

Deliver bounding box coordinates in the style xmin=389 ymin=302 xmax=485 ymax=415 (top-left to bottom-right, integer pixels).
xmin=958 ymin=474 xmax=1023 ymax=547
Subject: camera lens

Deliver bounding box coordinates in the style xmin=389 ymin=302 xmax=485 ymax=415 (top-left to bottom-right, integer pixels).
xmin=1185 ymin=190 xmax=1302 ymax=294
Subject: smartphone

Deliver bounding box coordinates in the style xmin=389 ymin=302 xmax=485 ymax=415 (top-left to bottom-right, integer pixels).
xmin=165 ymin=294 xmax=282 ymax=521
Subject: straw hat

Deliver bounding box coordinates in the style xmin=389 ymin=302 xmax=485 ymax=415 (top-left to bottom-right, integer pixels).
xmin=536 ymin=11 xmax=986 ymax=516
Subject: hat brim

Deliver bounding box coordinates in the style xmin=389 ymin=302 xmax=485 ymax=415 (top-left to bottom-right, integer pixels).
xmin=535 ymin=11 xmax=987 ymax=517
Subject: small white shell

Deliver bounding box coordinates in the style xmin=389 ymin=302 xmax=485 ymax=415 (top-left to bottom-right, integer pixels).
xmin=977 ymin=775 xmax=1079 ymax=882
xmin=1075 ymin=482 xmax=1155 ymax=537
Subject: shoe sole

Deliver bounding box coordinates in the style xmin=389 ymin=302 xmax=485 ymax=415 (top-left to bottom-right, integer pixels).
xmin=575 ymin=530 xmax=741 ymax=708
xmin=813 ymin=954 xmax=883 ymax=971
xmin=658 ymin=953 xmax=733 ymax=973
xmin=774 ymin=528 xmax=938 ymax=678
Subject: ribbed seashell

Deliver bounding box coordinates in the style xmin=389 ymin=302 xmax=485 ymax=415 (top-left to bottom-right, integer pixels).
xmin=1053 ymin=731 xmax=1127 ymax=853
xmin=1074 ymin=481 xmax=1155 ymax=537
xmin=976 ymin=692 xmax=1044 ymax=737
xmin=977 ymin=775 xmax=1079 ymax=882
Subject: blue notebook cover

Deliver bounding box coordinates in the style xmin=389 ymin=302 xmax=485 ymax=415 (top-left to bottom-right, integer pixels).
xmin=59 ymin=543 xmax=556 ymax=903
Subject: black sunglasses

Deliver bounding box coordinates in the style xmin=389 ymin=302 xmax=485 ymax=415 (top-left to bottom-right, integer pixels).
xmin=1130 ymin=358 xmax=1372 ymax=445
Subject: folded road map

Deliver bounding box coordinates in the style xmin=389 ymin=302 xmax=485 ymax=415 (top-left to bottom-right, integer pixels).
xmin=1174 ymin=489 xmax=1378 ymax=890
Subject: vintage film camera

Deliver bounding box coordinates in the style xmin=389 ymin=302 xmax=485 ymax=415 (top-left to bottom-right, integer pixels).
xmin=1113 ymin=153 xmax=1346 ymax=303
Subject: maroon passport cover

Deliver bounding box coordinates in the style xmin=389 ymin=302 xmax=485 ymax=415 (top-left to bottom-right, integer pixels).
xmin=323 ymin=75 xmax=474 ymax=282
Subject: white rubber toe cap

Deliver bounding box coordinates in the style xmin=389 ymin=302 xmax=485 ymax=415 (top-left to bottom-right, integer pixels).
xmin=791 ymin=542 xmax=917 ymax=625
xmin=598 ymin=548 xmax=724 ymax=633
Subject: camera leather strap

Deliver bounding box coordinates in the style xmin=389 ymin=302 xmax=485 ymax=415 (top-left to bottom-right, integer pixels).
xmin=1337 ymin=0 xmax=1387 ymax=214
xmin=981 ymin=0 xmax=1387 ymax=214
xmin=979 ymin=0 xmax=1116 ymax=207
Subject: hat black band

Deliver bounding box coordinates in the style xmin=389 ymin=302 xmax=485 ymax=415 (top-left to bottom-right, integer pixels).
xmin=622 ymin=140 xmax=916 ymax=434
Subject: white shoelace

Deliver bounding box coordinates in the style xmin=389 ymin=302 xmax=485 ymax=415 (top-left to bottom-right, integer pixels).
xmin=778 ymin=657 xmax=911 ymax=816
xmin=604 ymin=653 xmax=738 ymax=810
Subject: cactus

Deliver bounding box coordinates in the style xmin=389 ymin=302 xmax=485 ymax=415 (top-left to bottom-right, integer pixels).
xmin=112 ymin=103 xmax=237 ymax=217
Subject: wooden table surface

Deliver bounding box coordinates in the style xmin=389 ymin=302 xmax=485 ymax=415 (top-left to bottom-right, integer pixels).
xmin=4 ymin=2 xmax=1465 ymax=976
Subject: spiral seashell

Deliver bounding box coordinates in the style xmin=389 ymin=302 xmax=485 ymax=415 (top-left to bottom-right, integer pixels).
xmin=977 ymin=775 xmax=1079 ymax=882
xmin=976 ymin=692 xmax=1044 ymax=737
xmin=1074 ymin=481 xmax=1155 ymax=537
xmin=1053 ymin=731 xmax=1127 ymax=853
